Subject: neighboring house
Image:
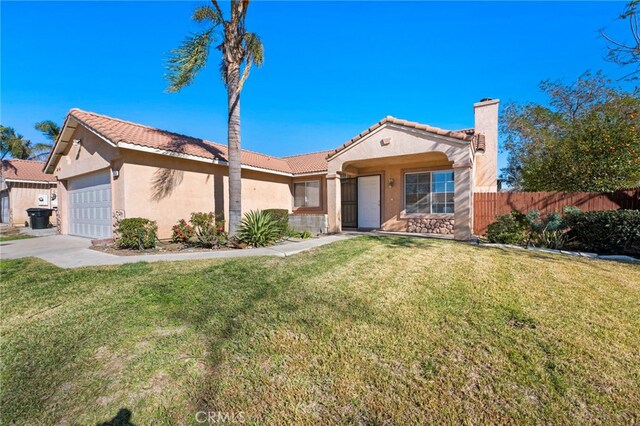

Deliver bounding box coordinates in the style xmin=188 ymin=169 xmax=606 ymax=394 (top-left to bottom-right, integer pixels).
xmin=44 ymin=99 xmax=498 ymax=240
xmin=1 ymin=159 xmax=58 ymax=226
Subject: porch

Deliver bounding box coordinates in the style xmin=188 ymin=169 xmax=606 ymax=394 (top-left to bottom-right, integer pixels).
xmin=324 ymin=123 xmax=474 ymax=240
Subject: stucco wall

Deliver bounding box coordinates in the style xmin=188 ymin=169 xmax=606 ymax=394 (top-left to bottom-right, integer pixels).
xmin=120 ymin=151 xmax=218 ymax=239
xmin=473 ymin=99 xmax=499 ymax=192
xmin=240 ymin=169 xmax=292 ymax=214
xmin=54 ymin=126 xmax=120 ymax=180
xmin=120 ymin=151 xmax=293 ymax=239
xmin=8 ymin=183 xmax=56 ymax=226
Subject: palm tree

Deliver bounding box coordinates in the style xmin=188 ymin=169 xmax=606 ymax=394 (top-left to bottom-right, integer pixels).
xmin=166 ymin=0 xmax=264 ymax=236
xmin=33 ymin=120 xmax=60 ymax=160
xmin=1 ymin=126 xmax=32 ymax=160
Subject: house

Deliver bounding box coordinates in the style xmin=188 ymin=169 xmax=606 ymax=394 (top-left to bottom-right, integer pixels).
xmin=1 ymin=159 xmax=58 ymax=226
xmin=43 ymin=99 xmax=498 ymax=240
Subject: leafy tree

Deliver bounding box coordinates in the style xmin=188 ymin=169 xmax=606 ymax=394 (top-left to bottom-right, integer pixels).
xmin=166 ymin=0 xmax=264 ymax=236
xmin=0 ymin=126 xmax=32 ymax=160
xmin=32 ymin=120 xmax=60 ymax=160
xmin=502 ymin=71 xmax=640 ymax=192
xmin=602 ymin=0 xmax=639 ymax=80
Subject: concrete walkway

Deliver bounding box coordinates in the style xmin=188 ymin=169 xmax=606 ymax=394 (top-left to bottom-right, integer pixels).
xmin=0 ymin=234 xmax=355 ymax=269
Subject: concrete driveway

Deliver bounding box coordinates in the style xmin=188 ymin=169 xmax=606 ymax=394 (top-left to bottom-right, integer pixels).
xmin=0 ymin=234 xmax=354 ymax=269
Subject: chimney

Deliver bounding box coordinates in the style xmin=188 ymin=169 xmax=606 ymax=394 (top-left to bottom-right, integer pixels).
xmin=473 ymin=98 xmax=499 ymax=192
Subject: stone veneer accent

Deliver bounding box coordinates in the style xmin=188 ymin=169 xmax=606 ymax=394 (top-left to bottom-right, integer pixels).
xmin=407 ymin=217 xmax=454 ymax=234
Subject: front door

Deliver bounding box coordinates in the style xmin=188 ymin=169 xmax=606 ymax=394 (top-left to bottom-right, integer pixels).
xmin=357 ymin=175 xmax=381 ymax=229
xmin=340 ymin=178 xmax=358 ymax=228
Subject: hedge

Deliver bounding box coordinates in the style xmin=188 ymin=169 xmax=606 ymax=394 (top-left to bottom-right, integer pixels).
xmin=565 ymin=210 xmax=640 ymax=256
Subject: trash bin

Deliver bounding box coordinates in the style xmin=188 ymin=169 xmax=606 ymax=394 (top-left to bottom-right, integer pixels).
xmin=26 ymin=208 xmax=53 ymax=229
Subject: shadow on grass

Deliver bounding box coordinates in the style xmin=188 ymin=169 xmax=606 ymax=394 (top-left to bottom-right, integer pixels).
xmin=157 ymin=245 xmax=385 ymax=416
xmin=363 ymin=235 xmax=436 ymax=249
xmin=97 ymin=408 xmax=135 ymax=426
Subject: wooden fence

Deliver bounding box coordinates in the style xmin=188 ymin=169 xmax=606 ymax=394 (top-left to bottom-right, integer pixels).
xmin=473 ymin=188 xmax=640 ymax=235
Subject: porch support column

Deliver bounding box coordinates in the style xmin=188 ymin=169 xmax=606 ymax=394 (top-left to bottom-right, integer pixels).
xmin=326 ymin=173 xmax=342 ymax=233
xmin=453 ymin=162 xmax=473 ymax=241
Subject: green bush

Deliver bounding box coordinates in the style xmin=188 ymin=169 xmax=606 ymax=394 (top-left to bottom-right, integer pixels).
xmin=298 ymin=230 xmax=313 ymax=239
xmin=116 ymin=218 xmax=157 ymax=250
xmin=564 ymin=209 xmax=640 ymax=255
xmin=237 ymin=210 xmax=280 ymax=247
xmin=263 ymin=209 xmax=289 ymax=237
xmin=486 ymin=211 xmax=528 ymax=245
xmin=190 ymin=212 xmax=225 ymax=248
xmin=524 ymin=210 xmax=570 ymax=250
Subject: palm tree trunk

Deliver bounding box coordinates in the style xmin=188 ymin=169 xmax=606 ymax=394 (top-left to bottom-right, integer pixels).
xmin=227 ymin=63 xmax=242 ymax=236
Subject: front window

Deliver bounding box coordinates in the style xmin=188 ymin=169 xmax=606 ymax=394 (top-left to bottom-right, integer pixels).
xmin=294 ymin=180 xmax=320 ymax=208
xmin=404 ymin=171 xmax=455 ymax=214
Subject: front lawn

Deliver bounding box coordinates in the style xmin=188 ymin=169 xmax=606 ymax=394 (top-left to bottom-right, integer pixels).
xmin=1 ymin=236 xmax=639 ymax=424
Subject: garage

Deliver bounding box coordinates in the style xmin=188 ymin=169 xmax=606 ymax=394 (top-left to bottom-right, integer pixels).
xmin=1 ymin=191 xmax=9 ymax=224
xmin=68 ymin=171 xmax=112 ymax=239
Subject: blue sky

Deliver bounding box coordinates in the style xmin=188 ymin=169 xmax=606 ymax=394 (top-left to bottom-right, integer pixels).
xmin=1 ymin=1 xmax=636 ymax=171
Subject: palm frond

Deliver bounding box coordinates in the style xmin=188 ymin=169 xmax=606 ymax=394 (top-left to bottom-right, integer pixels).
xmin=193 ymin=5 xmax=223 ymax=25
xmin=243 ymin=32 xmax=264 ymax=67
xmin=166 ymin=29 xmax=214 ymax=92
xmin=34 ymin=120 xmax=60 ymax=143
xmin=219 ymin=59 xmax=228 ymax=85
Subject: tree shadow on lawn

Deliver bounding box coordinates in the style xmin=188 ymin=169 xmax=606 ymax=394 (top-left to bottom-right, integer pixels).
xmin=363 ymin=235 xmax=438 ymax=249
xmin=160 ymin=251 xmax=387 ymax=418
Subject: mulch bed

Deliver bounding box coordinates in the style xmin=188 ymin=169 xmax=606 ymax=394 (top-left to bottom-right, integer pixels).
xmin=90 ymin=240 xmax=232 ymax=256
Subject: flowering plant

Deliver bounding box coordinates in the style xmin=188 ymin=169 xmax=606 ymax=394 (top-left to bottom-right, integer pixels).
xmin=171 ymin=219 xmax=194 ymax=243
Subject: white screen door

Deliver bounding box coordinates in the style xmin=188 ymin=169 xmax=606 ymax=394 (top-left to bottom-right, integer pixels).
xmin=357 ymin=175 xmax=381 ymax=229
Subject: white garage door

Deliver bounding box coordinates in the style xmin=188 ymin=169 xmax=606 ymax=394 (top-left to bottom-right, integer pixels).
xmin=68 ymin=171 xmax=112 ymax=239
xmin=0 ymin=191 xmax=9 ymax=224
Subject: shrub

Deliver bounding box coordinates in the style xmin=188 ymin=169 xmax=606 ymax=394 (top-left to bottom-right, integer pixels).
xmin=524 ymin=210 xmax=570 ymax=250
xmin=237 ymin=210 xmax=280 ymax=247
xmin=486 ymin=211 xmax=528 ymax=245
xmin=190 ymin=212 xmax=223 ymax=248
xmin=171 ymin=219 xmax=194 ymax=243
xmin=564 ymin=209 xmax=640 ymax=255
xmin=263 ymin=209 xmax=289 ymax=237
xmin=115 ymin=218 xmax=157 ymax=250
xmin=298 ymin=230 xmax=313 ymax=239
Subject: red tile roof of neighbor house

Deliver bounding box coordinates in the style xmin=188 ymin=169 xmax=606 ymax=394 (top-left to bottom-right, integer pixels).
xmin=63 ymin=109 xmax=481 ymax=176
xmin=1 ymin=159 xmax=57 ymax=183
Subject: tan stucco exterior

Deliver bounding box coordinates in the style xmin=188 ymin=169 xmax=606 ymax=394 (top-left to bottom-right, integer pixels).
xmin=326 ymin=124 xmax=476 ymax=239
xmin=48 ymin=99 xmax=498 ymax=241
xmin=473 ymin=99 xmax=499 ymax=192
xmin=52 ymin=127 xmax=296 ymax=239
xmin=1 ymin=182 xmax=57 ymax=226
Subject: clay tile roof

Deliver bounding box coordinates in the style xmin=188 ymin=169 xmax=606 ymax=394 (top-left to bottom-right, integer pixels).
xmin=1 ymin=159 xmax=57 ymax=183
xmin=283 ymin=150 xmax=332 ymax=174
xmin=473 ymin=134 xmax=486 ymax=153
xmin=328 ymin=116 xmax=476 ymax=159
xmin=68 ymin=109 xmax=294 ymax=175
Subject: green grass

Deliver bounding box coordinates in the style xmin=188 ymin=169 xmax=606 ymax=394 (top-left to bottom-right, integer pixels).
xmin=0 ymin=234 xmax=34 ymax=242
xmin=1 ymin=236 xmax=639 ymax=424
